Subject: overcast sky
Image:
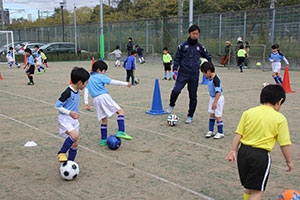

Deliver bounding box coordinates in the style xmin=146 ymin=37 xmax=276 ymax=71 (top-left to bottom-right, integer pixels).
xmin=4 ymin=0 xmax=107 ymax=21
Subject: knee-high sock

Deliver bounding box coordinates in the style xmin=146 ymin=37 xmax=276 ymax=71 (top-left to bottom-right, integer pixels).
xmin=100 ymin=124 xmax=107 ymax=140
xmin=209 ymin=118 xmax=216 ymax=132
xmin=28 ymin=75 xmax=34 ymax=83
xmin=164 ymin=72 xmax=167 ymax=78
xmin=37 ymin=67 xmax=41 ymax=72
xmin=117 ymin=115 xmax=125 ymax=132
xmin=273 ymin=75 xmax=279 ymax=84
xmin=169 ymin=71 xmax=172 ymax=78
xmin=40 ymin=66 xmax=45 ymax=70
xmin=217 ymin=121 xmax=223 ymax=134
xmin=278 ymin=76 xmax=283 ymax=84
xmin=68 ymin=147 xmax=78 ymax=161
xmin=59 ymin=136 xmax=75 ymax=154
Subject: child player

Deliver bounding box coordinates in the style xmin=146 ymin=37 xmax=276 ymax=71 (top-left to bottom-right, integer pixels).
xmin=84 ymin=60 xmax=132 ymax=146
xmin=226 ymin=84 xmax=293 ymax=200
xmin=109 ymin=46 xmax=122 ymax=67
xmin=269 ymin=44 xmax=289 ymax=84
xmin=123 ymin=50 xmax=137 ymax=85
xmin=201 ymin=62 xmax=225 ymax=139
xmin=24 ymin=48 xmax=35 ymax=85
xmin=6 ymin=47 xmax=21 ymax=68
xmin=34 ymin=45 xmax=45 ymax=74
xmin=237 ymin=45 xmax=247 ymax=72
xmin=55 ymin=67 xmax=90 ymax=162
xmin=135 ymin=45 xmax=145 ymax=64
xmin=162 ymin=47 xmax=172 ymax=80
xmin=39 ymin=49 xmax=48 ymax=69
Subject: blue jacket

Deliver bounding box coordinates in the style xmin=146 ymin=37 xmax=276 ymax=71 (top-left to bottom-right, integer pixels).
xmin=173 ymin=40 xmax=211 ymax=74
xmin=123 ymin=55 xmax=136 ymax=70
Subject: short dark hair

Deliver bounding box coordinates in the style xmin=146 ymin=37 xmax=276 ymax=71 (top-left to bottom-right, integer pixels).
xmin=92 ymin=60 xmax=108 ymax=72
xmin=260 ymin=84 xmax=286 ymax=105
xmin=135 ymin=45 xmax=139 ymax=48
xmin=131 ymin=50 xmax=137 ymax=55
xmin=9 ymin=47 xmax=13 ymax=50
xmin=239 ymin=45 xmax=244 ymax=49
xmin=128 ymin=37 xmax=132 ymax=40
xmin=188 ymin=25 xmax=200 ymax=33
xmin=34 ymin=45 xmax=39 ymax=48
xmin=24 ymin=48 xmax=32 ymax=54
xmin=71 ymin=67 xmax=90 ymax=84
xmin=163 ymin=47 xmax=168 ymax=51
xmin=201 ymin=62 xmax=215 ymax=73
xmin=272 ymin=44 xmax=279 ymax=49
xmin=38 ymin=49 xmax=43 ymax=53
xmin=116 ymin=45 xmax=120 ymax=49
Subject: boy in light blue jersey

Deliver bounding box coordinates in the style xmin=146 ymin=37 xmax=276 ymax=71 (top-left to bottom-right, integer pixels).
xmin=123 ymin=50 xmax=137 ymax=85
xmin=269 ymin=44 xmax=289 ymax=84
xmin=55 ymin=67 xmax=90 ymax=162
xmin=6 ymin=47 xmax=20 ymax=68
xmin=24 ymin=48 xmax=35 ymax=85
xmin=84 ymin=60 xmax=132 ymax=146
xmin=201 ymin=62 xmax=225 ymax=139
xmin=34 ymin=45 xmax=45 ymax=74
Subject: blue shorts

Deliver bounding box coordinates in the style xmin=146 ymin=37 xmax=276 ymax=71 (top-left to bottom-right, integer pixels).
xmin=116 ymin=57 xmax=120 ymax=60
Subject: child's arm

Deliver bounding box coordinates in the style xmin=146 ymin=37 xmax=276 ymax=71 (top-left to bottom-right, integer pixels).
xmin=110 ymin=80 xmax=131 ymax=87
xmin=55 ymin=90 xmax=79 ymax=119
xmin=123 ymin=58 xmax=128 ymax=68
xmin=283 ymin=56 xmax=289 ymax=65
xmin=84 ymin=88 xmax=90 ymax=111
xmin=225 ymin=133 xmax=242 ymax=163
xmin=280 ymin=145 xmax=293 ymax=172
xmin=212 ymin=92 xmax=220 ymax=110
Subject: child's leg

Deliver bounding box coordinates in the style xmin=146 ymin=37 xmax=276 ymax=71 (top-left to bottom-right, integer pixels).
xmin=276 ymin=72 xmax=283 ymax=84
xmin=58 ymin=130 xmax=78 ymax=155
xmin=100 ymin=118 xmax=108 ymax=146
xmin=209 ymin=113 xmax=216 ymax=132
xmin=272 ymin=72 xmax=279 ymax=84
xmin=216 ymin=117 xmax=223 ymax=134
xmin=27 ymin=73 xmax=34 ymax=84
xmin=68 ymin=141 xmax=78 ymax=161
xmin=139 ymin=57 xmax=142 ymax=63
xmin=116 ymin=109 xmax=125 ymax=132
xmin=164 ymin=70 xmax=167 ymax=78
xmin=130 ymin=70 xmax=134 ymax=85
xmin=248 ymin=189 xmax=264 ymax=200
xmin=168 ymin=70 xmax=172 ymax=79
xmin=8 ymin=61 xmax=12 ymax=68
xmin=244 ymin=189 xmax=251 ymax=200
xmin=126 ymin=70 xmax=130 ymax=82
xmin=37 ymin=65 xmax=41 ymax=73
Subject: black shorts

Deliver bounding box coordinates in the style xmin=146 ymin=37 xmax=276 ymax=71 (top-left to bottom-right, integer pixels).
xmin=237 ymin=144 xmax=271 ymax=191
xmin=43 ymin=59 xmax=47 ymax=63
xmin=237 ymin=57 xmax=245 ymax=65
xmin=26 ymin=64 xmax=35 ymax=75
xmin=164 ymin=63 xmax=171 ymax=71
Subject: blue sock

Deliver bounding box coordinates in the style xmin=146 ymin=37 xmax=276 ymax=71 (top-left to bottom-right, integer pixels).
xmin=40 ymin=66 xmax=45 ymax=70
xmin=37 ymin=67 xmax=41 ymax=72
xmin=169 ymin=71 xmax=172 ymax=78
xmin=9 ymin=63 xmax=12 ymax=67
xmin=217 ymin=121 xmax=223 ymax=134
xmin=100 ymin=124 xmax=107 ymax=140
xmin=15 ymin=62 xmax=19 ymax=65
xmin=273 ymin=76 xmax=279 ymax=84
xmin=278 ymin=76 xmax=283 ymax=84
xmin=58 ymin=136 xmax=75 ymax=154
xmin=164 ymin=72 xmax=167 ymax=78
xmin=117 ymin=115 xmax=125 ymax=132
xmin=68 ymin=147 xmax=78 ymax=161
xmin=209 ymin=118 xmax=215 ymax=132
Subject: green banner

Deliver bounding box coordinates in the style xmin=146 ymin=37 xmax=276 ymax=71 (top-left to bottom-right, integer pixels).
xmin=100 ymin=34 xmax=104 ymax=60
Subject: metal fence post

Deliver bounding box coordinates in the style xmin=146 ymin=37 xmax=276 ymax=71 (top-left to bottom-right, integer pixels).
xmin=108 ymin=23 xmax=110 ymax=52
xmin=48 ymin=27 xmax=50 ymax=42
xmin=271 ymin=8 xmax=275 ymax=45
xmin=78 ymin=25 xmax=81 ymax=48
xmin=132 ymin=22 xmax=135 ymax=41
xmin=161 ymin=18 xmax=164 ymax=51
xmin=119 ymin=23 xmax=122 ymax=51
xmin=54 ymin=27 xmax=57 ymax=41
xmin=243 ymin=11 xmax=247 ymax=44
xmin=97 ymin=24 xmax=100 ymax=53
xmin=146 ymin=19 xmax=149 ymax=53
xmin=69 ymin=25 xmax=72 ymax=42
xmin=218 ymin=13 xmax=222 ymax=55
xmin=88 ymin=25 xmax=90 ymax=52
xmin=41 ymin=28 xmax=44 ymax=42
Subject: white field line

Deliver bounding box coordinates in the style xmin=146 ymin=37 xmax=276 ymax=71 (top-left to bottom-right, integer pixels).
xmin=0 ymin=113 xmax=214 ymax=200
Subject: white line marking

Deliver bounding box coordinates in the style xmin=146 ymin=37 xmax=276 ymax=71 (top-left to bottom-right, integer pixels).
xmin=0 ymin=113 xmax=214 ymax=200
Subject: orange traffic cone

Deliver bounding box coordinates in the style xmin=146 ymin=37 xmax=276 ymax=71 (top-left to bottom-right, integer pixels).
xmin=0 ymin=73 xmax=3 ymax=80
xmin=24 ymin=55 xmax=27 ymax=65
xmin=91 ymin=57 xmax=95 ymax=72
xmin=282 ymin=66 xmax=295 ymax=93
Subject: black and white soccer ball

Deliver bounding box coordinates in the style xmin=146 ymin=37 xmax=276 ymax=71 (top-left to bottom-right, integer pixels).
xmin=167 ymin=114 xmax=179 ymax=126
xmin=60 ymin=161 xmax=80 ymax=181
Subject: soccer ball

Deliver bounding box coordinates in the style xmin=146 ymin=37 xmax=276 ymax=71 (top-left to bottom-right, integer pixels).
xmin=107 ymin=135 xmax=121 ymax=150
xmin=167 ymin=114 xmax=179 ymax=126
xmin=256 ymin=62 xmax=262 ymax=67
xmin=279 ymin=189 xmax=300 ymax=200
xmin=60 ymin=161 xmax=80 ymax=181
xmin=134 ymin=78 xmax=140 ymax=84
xmin=262 ymin=82 xmax=269 ymax=88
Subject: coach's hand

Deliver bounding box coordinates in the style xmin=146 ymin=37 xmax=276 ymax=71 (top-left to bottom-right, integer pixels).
xmin=172 ymin=70 xmax=178 ymax=80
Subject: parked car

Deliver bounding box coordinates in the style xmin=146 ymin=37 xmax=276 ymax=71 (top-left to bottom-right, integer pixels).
xmin=0 ymin=42 xmax=25 ymax=55
xmin=39 ymin=42 xmax=78 ymax=54
xmin=16 ymin=42 xmax=47 ymax=55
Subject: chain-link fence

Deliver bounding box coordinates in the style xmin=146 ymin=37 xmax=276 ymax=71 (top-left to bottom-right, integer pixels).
xmin=9 ymin=5 xmax=300 ymax=69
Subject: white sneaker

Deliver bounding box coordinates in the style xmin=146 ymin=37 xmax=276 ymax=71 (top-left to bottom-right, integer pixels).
xmin=205 ymin=131 xmax=215 ymax=138
xmin=185 ymin=117 xmax=193 ymax=124
xmin=213 ymin=133 xmax=224 ymax=139
xmin=166 ymin=106 xmax=174 ymax=114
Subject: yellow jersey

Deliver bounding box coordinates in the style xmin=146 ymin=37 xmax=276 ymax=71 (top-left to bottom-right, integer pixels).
xmin=237 ymin=49 xmax=246 ymax=57
xmin=236 ymin=105 xmax=291 ymax=152
xmin=41 ymin=52 xmax=47 ymax=60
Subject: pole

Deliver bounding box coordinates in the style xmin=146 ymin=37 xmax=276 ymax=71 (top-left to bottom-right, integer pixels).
xmin=100 ymin=0 xmax=104 ymax=60
xmin=271 ymin=8 xmax=275 ymax=45
xmin=74 ymin=4 xmax=77 ymax=55
xmin=60 ymin=2 xmax=65 ymax=42
xmin=189 ymin=0 xmax=193 ymax=26
xmin=243 ymin=11 xmax=247 ymax=46
xmin=218 ymin=14 xmax=222 ymax=56
xmin=146 ymin=20 xmax=148 ymax=53
xmin=0 ymin=0 xmax=5 ymax=29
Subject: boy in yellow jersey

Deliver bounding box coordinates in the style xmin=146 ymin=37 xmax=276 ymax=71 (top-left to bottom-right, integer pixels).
xmin=162 ymin=47 xmax=172 ymax=80
xmin=226 ymin=84 xmax=293 ymax=200
xmin=237 ymin=45 xmax=247 ymax=72
xmin=39 ymin=49 xmax=48 ymax=70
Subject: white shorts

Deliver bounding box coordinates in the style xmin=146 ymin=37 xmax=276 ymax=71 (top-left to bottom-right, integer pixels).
xmin=208 ymin=95 xmax=225 ymax=117
xmin=93 ymin=93 xmax=121 ymax=121
xmin=272 ymin=62 xmax=281 ymax=73
xmin=36 ymin=57 xmax=42 ymax=65
xmin=6 ymin=55 xmax=13 ymax=62
xmin=58 ymin=114 xmax=79 ymax=138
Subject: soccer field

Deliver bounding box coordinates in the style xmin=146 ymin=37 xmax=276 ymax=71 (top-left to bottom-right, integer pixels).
xmin=0 ymin=61 xmax=299 ymax=200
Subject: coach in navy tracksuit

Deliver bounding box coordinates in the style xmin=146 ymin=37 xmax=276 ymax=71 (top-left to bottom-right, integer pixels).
xmin=166 ymin=25 xmax=212 ymax=124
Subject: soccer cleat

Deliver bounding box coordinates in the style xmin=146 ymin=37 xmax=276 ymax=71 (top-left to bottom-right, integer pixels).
xmin=99 ymin=139 xmax=107 ymax=146
xmin=166 ymin=106 xmax=174 ymax=113
xmin=57 ymin=153 xmax=68 ymax=162
xmin=205 ymin=131 xmax=215 ymax=138
xmin=168 ymin=78 xmax=172 ymax=81
xmin=27 ymin=82 xmax=34 ymax=85
xmin=162 ymin=77 xmax=167 ymax=80
xmin=43 ymin=68 xmax=47 ymax=72
xmin=185 ymin=116 xmax=193 ymax=124
xmin=116 ymin=131 xmax=132 ymax=140
xmin=213 ymin=133 xmax=224 ymax=139
xmin=37 ymin=71 xmax=42 ymax=75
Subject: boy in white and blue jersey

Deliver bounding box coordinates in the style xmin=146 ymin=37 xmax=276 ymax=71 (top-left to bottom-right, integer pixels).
xmin=34 ymin=45 xmax=45 ymax=74
xmin=24 ymin=48 xmax=35 ymax=85
xmin=201 ymin=62 xmax=225 ymax=139
xmin=55 ymin=67 xmax=90 ymax=162
xmin=6 ymin=47 xmax=20 ymax=68
xmin=269 ymin=44 xmax=289 ymax=84
xmin=84 ymin=60 xmax=132 ymax=146
xmin=108 ymin=45 xmax=122 ymax=67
